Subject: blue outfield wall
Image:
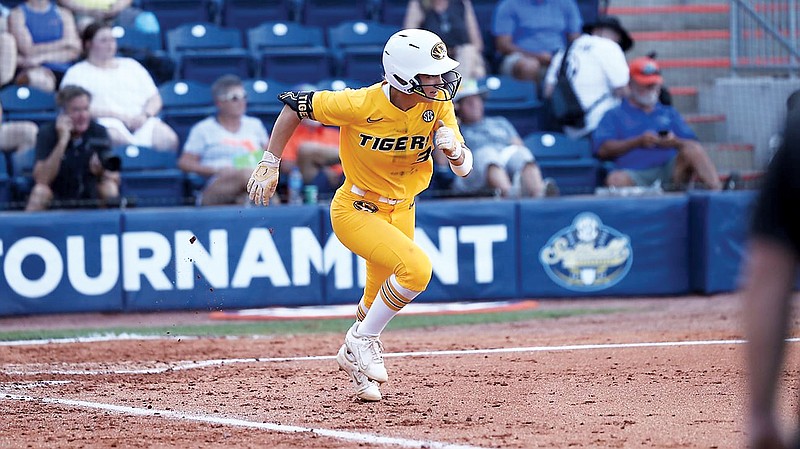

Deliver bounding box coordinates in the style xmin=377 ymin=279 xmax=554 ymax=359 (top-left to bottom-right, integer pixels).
xmin=690 ymin=191 xmax=756 ymax=294
xmin=0 ymin=192 xmax=755 ymax=316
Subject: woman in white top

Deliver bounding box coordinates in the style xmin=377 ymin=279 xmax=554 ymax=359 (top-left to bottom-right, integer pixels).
xmin=60 ymin=21 xmax=178 ymax=151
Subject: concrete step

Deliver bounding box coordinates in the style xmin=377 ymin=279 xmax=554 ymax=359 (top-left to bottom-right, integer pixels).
xmin=657 ymin=60 xmax=731 ymax=87
xmin=609 ymin=4 xmax=730 ymax=31
xmin=609 ymin=0 xmax=726 ymax=7
xmin=684 ymin=113 xmax=726 ymax=142
xmin=669 ymin=86 xmax=699 ymax=113
xmin=628 ymin=30 xmax=729 ymax=60
xmin=705 ymin=142 xmax=756 ymax=171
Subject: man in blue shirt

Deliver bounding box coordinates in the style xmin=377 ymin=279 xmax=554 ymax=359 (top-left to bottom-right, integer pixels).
xmin=593 ymin=56 xmax=723 ymax=191
xmin=492 ymin=0 xmax=582 ymax=81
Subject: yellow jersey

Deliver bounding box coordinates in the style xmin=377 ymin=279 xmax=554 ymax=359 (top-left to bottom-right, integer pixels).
xmin=310 ymin=82 xmax=463 ymax=200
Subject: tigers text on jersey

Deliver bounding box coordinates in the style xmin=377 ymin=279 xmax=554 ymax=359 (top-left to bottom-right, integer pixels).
xmin=311 ymin=82 xmax=463 ymax=200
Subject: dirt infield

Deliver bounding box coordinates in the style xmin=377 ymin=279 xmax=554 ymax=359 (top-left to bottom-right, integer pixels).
xmin=2 ymin=294 xmax=799 ymax=448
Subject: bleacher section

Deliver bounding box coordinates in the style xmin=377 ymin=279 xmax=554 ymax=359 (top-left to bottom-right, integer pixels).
xmin=0 ymin=0 xmax=607 ymax=210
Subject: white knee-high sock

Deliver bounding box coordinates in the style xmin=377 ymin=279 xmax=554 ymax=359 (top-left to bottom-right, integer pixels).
xmin=357 ymin=274 xmax=421 ymax=337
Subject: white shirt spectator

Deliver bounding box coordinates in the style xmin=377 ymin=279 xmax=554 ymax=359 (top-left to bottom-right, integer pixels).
xmin=183 ymin=115 xmax=269 ymax=170
xmin=545 ymin=34 xmax=630 ymax=138
xmin=61 ymin=57 xmax=166 ymax=147
xmin=62 ymin=57 xmax=156 ymax=118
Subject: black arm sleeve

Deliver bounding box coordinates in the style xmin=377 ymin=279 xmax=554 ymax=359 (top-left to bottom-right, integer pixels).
xmin=278 ymin=90 xmax=315 ymax=120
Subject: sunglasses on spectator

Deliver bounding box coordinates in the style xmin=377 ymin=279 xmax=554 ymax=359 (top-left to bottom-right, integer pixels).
xmin=219 ymin=91 xmax=247 ymax=102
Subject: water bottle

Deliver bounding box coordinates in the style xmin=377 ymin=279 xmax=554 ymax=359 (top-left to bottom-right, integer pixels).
xmin=303 ymin=184 xmax=318 ymax=205
xmin=288 ymin=167 xmax=303 ymax=205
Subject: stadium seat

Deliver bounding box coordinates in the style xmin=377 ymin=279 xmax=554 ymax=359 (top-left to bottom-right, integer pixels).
xmin=166 ymin=23 xmax=254 ymax=84
xmin=523 ymin=131 xmax=591 ymax=160
xmin=481 ymin=75 xmax=543 ymax=138
xmin=222 ymin=0 xmax=296 ymax=30
xmin=247 ymin=22 xmax=332 ymax=84
xmin=138 ymin=0 xmax=215 ymax=32
xmin=0 ymin=152 xmax=11 ymax=210
xmin=376 ymin=0 xmax=409 ymax=26
xmin=471 ymin=0 xmax=498 ymax=30
xmin=112 ymin=24 xmax=162 ymax=53
xmin=8 ymin=148 xmax=37 ymax=207
xmin=300 ymin=0 xmax=373 ymax=28
xmin=523 ymin=131 xmax=599 ymax=195
xmin=577 ymin=0 xmax=601 ymax=25
xmin=113 ymin=145 xmax=186 ymax=207
xmin=242 ymin=78 xmax=291 ymax=130
xmin=112 ymin=24 xmax=175 ymax=84
xmin=0 ymin=85 xmax=57 ymax=126
xmin=327 ymin=20 xmax=398 ymax=84
xmin=315 ymin=78 xmax=367 ymax=91
xmin=159 ymin=80 xmax=215 ymax=147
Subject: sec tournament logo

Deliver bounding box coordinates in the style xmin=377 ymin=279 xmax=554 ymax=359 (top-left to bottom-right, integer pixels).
xmin=539 ymin=213 xmax=633 ymax=292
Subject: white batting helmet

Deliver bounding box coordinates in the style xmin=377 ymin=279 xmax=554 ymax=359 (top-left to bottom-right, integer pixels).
xmin=382 ymin=29 xmax=462 ymax=101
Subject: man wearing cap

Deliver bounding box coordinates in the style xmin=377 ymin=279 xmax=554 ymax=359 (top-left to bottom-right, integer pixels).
xmin=543 ymin=15 xmax=633 ymax=139
xmin=593 ymin=56 xmax=723 ymax=191
xmin=445 ymin=79 xmax=556 ymax=198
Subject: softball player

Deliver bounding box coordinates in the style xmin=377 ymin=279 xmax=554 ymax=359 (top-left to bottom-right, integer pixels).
xmin=247 ymin=29 xmax=473 ymax=401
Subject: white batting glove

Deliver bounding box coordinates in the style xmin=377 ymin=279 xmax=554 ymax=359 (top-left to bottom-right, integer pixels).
xmin=434 ymin=120 xmax=463 ymax=160
xmin=247 ymin=150 xmax=281 ymax=206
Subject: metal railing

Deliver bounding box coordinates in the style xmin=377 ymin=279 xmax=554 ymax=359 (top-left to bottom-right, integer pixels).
xmin=730 ymin=0 xmax=800 ymax=74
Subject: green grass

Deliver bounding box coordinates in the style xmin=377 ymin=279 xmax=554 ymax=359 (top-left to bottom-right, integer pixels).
xmin=0 ymin=307 xmax=624 ymax=342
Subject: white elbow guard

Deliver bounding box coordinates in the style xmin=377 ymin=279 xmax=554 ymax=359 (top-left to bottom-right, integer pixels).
xmin=449 ymin=146 xmax=473 ymax=177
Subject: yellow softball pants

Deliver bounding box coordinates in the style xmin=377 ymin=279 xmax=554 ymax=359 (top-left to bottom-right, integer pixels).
xmin=330 ymin=180 xmax=433 ymax=309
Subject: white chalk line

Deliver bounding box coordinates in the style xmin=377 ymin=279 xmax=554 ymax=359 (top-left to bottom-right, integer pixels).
xmin=0 ymin=393 xmax=493 ymax=449
xmin=5 ymin=338 xmax=798 ymax=448
xmin=0 ymin=334 xmax=248 ymax=347
xmin=5 ymin=337 xmax=799 ymax=376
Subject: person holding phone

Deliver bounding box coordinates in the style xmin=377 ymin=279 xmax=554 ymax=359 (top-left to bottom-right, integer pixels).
xmin=26 ymin=84 xmax=120 ymax=211
xmin=593 ymin=56 xmax=725 ymax=191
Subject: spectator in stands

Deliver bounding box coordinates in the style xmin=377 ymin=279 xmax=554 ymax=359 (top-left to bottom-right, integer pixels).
xmin=492 ymin=0 xmax=582 ymax=81
xmin=543 ymin=15 xmax=633 ymax=139
xmin=593 ymin=56 xmax=723 ymax=191
xmin=742 ymin=104 xmax=800 ymax=449
xmin=0 ymin=100 xmax=38 ymax=154
xmin=57 ymin=0 xmax=134 ymax=31
xmin=178 ymin=75 xmax=270 ymax=206
xmin=8 ymin=0 xmax=81 ymax=92
xmin=26 ymin=84 xmax=120 ymax=211
xmin=1 ymin=4 xmax=14 ymax=86
xmin=60 ymin=21 xmax=178 ymax=151
xmin=403 ymin=0 xmax=485 ymax=81
xmin=448 ymin=79 xmax=557 ymax=198
xmin=281 ymin=118 xmax=343 ymax=200
xmin=0 ymin=3 xmax=14 ymax=86
xmin=1 ymin=25 xmax=16 ymax=86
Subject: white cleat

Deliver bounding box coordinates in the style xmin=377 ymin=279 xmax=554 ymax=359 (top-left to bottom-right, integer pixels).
xmin=344 ymin=322 xmax=388 ymax=384
xmin=337 ymin=344 xmax=382 ymax=401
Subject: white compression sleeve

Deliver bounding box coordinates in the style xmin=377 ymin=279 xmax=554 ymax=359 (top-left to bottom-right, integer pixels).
xmin=449 ymin=146 xmax=473 ymax=177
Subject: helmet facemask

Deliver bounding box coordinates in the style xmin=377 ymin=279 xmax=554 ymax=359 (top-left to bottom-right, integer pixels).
xmin=408 ymin=70 xmax=462 ymax=101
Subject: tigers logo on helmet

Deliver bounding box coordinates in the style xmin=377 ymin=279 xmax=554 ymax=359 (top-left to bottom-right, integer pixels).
xmin=431 ymin=42 xmax=447 ymax=60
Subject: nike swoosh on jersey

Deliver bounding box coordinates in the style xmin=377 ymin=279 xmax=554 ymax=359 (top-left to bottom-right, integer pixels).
xmin=367 ymin=117 xmax=383 ymax=123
